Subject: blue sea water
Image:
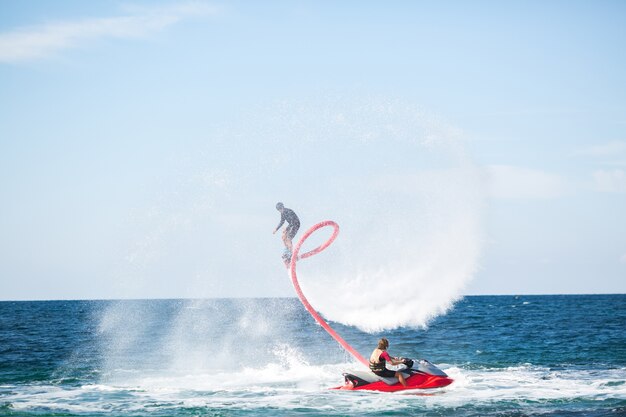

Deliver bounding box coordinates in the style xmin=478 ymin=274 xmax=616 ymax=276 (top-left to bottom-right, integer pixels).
xmin=0 ymin=295 xmax=624 ymax=416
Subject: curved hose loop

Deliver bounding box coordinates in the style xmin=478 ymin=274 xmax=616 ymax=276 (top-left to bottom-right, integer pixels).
xmin=288 ymin=221 xmax=369 ymax=367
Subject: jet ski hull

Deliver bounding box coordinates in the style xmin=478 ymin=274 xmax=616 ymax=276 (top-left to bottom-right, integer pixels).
xmin=332 ymin=359 xmax=453 ymax=392
xmin=334 ymin=372 xmax=453 ymax=392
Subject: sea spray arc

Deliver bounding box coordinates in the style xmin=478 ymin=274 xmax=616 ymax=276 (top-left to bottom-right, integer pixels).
xmin=288 ymin=220 xmax=454 ymax=391
xmin=288 ymin=221 xmax=369 ymax=367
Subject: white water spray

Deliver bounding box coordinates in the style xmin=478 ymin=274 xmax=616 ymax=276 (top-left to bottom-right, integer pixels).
xmin=100 ymin=96 xmax=485 ymax=381
xmin=257 ymin=98 xmax=486 ymax=332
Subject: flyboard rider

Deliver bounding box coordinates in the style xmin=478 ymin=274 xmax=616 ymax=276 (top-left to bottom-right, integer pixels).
xmin=273 ymin=202 xmax=300 ymax=261
xmin=369 ymin=338 xmax=408 ymax=387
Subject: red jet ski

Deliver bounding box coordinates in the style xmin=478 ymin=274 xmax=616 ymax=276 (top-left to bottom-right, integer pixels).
xmin=333 ymin=358 xmax=453 ymax=392
xmin=288 ymin=221 xmax=454 ymax=392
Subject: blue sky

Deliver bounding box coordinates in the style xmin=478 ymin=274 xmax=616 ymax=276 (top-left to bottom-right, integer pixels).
xmin=1 ymin=1 xmax=625 ymax=301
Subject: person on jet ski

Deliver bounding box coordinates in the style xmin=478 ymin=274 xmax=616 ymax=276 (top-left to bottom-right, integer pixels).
xmin=369 ymin=338 xmax=408 ymax=387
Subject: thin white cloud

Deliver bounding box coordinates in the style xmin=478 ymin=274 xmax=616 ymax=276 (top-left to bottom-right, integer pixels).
xmin=0 ymin=3 xmax=215 ymax=63
xmin=592 ymin=169 xmax=626 ymax=194
xmin=487 ymin=165 xmax=568 ymax=199
xmin=620 ymin=253 xmax=626 ymax=264
xmin=573 ymin=140 xmax=626 ymax=157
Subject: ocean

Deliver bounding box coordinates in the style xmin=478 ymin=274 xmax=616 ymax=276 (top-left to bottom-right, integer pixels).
xmin=0 ymin=294 xmax=624 ymax=416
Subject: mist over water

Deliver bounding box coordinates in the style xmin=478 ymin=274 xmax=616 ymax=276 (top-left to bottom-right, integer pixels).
xmin=110 ymin=97 xmax=485 ymax=351
xmin=96 ymin=96 xmax=487 ymax=394
xmin=254 ymin=97 xmax=486 ymax=332
xmin=96 ymin=299 xmax=319 ymax=382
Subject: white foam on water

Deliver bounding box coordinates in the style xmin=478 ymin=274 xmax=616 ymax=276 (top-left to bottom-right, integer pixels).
xmin=438 ymin=365 xmax=626 ymax=406
xmin=4 ymin=364 xmax=625 ymax=414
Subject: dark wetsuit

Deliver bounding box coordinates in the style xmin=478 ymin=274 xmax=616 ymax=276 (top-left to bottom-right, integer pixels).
xmin=276 ymin=208 xmax=300 ymax=239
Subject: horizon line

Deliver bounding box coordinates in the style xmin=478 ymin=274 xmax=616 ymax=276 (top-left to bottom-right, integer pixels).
xmin=1 ymin=292 xmax=624 ymax=303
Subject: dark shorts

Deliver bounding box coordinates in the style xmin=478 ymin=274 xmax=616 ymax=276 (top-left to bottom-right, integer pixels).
xmin=372 ymin=369 xmax=397 ymax=378
xmin=286 ymin=222 xmax=300 ymax=240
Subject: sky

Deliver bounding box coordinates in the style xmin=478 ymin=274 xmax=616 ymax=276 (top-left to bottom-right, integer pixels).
xmin=1 ymin=0 xmax=625 ymax=301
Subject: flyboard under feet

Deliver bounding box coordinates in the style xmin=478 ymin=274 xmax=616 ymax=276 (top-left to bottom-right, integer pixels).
xmin=284 ymin=221 xmax=453 ymax=392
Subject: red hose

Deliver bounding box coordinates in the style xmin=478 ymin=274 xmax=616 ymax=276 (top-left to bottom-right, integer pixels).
xmin=288 ymin=221 xmax=369 ymax=367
